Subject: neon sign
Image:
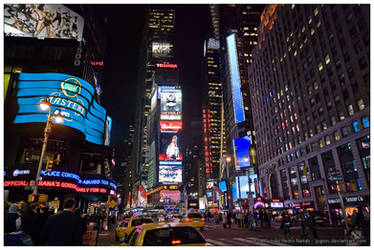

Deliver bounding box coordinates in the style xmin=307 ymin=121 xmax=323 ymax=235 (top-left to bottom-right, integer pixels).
xmin=14 ymin=73 xmax=108 ymax=145
xmin=90 ymin=61 xmax=104 ymax=66
xmin=254 ymin=201 xmax=265 ymax=209
xmin=13 ymin=169 xmax=30 ymax=177
xmin=156 ymin=63 xmax=178 ymax=68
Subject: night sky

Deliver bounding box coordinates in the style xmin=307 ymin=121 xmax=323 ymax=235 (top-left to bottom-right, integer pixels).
xmin=100 ymin=5 xmax=210 ymax=159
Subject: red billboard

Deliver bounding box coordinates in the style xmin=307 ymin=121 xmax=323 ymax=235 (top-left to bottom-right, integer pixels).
xmin=160 ymin=121 xmax=182 ymax=133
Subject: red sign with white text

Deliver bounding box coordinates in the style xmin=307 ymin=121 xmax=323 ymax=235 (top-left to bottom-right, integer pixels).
xmin=160 ymin=121 xmax=182 ymax=133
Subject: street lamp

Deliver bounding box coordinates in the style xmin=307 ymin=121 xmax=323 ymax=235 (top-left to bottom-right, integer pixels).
xmin=32 ymin=97 xmax=64 ymax=196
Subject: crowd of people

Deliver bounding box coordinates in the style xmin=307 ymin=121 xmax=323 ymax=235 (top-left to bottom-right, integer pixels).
xmin=4 ymin=199 xmax=107 ymax=246
xmin=203 ymin=205 xmax=369 ymax=244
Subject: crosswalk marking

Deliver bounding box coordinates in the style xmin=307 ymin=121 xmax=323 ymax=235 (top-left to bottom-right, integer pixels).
xmin=232 ymin=237 xmax=270 ymax=246
xmin=206 ymin=237 xmax=291 ymax=246
xmin=246 ymin=237 xmax=289 ymax=246
xmin=206 ymin=239 xmax=227 ymax=246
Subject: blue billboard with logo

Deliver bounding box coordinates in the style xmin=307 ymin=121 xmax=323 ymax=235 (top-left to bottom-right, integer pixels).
xmin=13 ymin=73 xmax=109 ymax=145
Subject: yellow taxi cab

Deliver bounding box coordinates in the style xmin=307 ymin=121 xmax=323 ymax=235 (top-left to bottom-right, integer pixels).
xmin=122 ymin=222 xmax=208 ymax=246
xmin=179 ymin=212 xmax=205 ymax=230
xmin=117 ymin=216 xmax=154 ymax=241
xmin=115 ymin=218 xmax=130 ymax=241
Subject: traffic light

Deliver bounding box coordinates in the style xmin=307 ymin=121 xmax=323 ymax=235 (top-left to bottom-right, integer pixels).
xmin=28 ymin=194 xmax=38 ymax=203
xmin=45 ymin=160 xmax=54 ymax=172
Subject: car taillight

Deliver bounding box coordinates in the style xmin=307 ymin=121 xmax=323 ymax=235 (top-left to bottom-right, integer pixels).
xmin=172 ymin=240 xmax=181 ymax=245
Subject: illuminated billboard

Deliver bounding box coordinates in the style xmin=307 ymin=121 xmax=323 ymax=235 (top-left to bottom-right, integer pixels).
xmin=13 ymin=73 xmax=108 ymax=145
xmin=4 ymin=4 xmax=84 ymax=41
xmin=232 ymin=175 xmax=250 ymax=200
xmin=158 ymin=86 xmax=175 ymax=99
xmin=152 ymin=42 xmax=173 ymax=58
xmin=104 ymin=116 xmax=112 ymax=146
xmin=160 ymin=88 xmax=182 ymax=121
xmin=160 ymin=121 xmax=182 ymax=133
xmin=227 ymin=33 xmax=245 ymax=123
xmin=159 ymin=133 xmax=183 ymax=161
xmin=159 ymin=165 xmax=182 ymax=184
xmin=160 ymin=190 xmax=181 ymax=202
xmin=233 ymin=136 xmax=252 ymax=169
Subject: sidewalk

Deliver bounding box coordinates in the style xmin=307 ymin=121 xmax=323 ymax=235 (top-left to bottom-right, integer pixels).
xmin=205 ymin=220 xmax=346 ymax=244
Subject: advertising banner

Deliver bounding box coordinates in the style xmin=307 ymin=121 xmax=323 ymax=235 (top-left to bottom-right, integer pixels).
xmin=160 ymin=190 xmax=181 ymax=202
xmin=233 ymin=136 xmax=252 ymax=169
xmin=160 ymin=121 xmax=182 ymax=133
xmin=160 ymin=88 xmax=182 ymax=121
xmin=13 ymin=73 xmax=107 ymax=145
xmin=4 ymin=4 xmax=84 ymax=41
xmin=159 ymin=133 xmax=183 ymax=161
xmin=232 ymin=175 xmax=250 ymax=200
xmin=159 ymin=165 xmax=182 ymax=184
xmin=227 ymin=33 xmax=245 ymax=123
xmin=152 ymin=41 xmax=173 ymax=58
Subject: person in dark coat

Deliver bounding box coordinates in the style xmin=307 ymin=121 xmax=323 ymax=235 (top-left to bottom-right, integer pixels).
xmin=21 ymin=204 xmax=39 ymax=244
xmin=40 ymin=198 xmax=83 ymax=246
xmin=6 ymin=204 xmax=20 ymax=233
xmin=227 ymin=211 xmax=232 ymax=229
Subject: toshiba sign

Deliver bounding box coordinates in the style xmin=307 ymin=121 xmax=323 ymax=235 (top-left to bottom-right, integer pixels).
xmin=156 ymin=63 xmax=178 ymax=68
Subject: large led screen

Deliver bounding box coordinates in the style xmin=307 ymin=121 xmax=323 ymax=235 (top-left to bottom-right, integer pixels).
xmin=233 ymin=136 xmax=252 ymax=169
xmin=159 ymin=133 xmax=183 ymax=162
xmin=160 ymin=121 xmax=182 ymax=133
xmin=232 ymin=175 xmax=250 ymax=200
xmin=159 ymin=165 xmax=182 ymax=184
xmin=152 ymin=42 xmax=173 ymax=58
xmin=13 ymin=73 xmax=108 ymax=145
xmin=227 ymin=33 xmax=245 ymax=123
xmin=4 ymin=4 xmax=84 ymax=41
xmin=160 ymin=88 xmax=182 ymax=121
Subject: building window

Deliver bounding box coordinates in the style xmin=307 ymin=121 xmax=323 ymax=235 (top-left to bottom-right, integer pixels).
xmin=356 ymin=136 xmax=370 ymax=183
xmin=309 ymin=156 xmax=321 ymax=181
xmin=281 ymin=169 xmax=291 ymax=200
xmin=322 ymin=150 xmax=342 ymax=193
xmin=357 ymin=99 xmax=365 ymax=110
xmin=325 ymin=135 xmax=331 ymax=145
xmin=289 ymin=167 xmax=300 ymax=199
xmin=337 ymin=143 xmax=362 ymax=192
xmin=334 ymin=130 xmax=341 ymax=141
xmin=362 ymin=117 xmax=369 ymax=128
xmin=341 ymin=126 xmax=350 ymax=137
xmin=347 ymin=105 xmax=354 ymax=116
xmin=352 ymin=121 xmax=360 ymax=133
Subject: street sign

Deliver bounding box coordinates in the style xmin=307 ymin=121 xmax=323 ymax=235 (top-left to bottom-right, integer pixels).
xmin=109 ymin=200 xmax=117 ymax=208
xmin=24 ymin=186 xmax=33 ymax=190
xmin=39 ymin=194 xmax=49 ymax=202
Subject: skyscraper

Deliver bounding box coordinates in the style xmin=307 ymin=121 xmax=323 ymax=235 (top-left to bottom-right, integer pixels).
xmin=132 ymin=7 xmax=176 ymax=192
xmin=249 ymin=4 xmax=369 ymax=216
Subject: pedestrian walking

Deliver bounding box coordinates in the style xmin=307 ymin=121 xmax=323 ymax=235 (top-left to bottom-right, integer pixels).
xmin=282 ymin=213 xmax=291 ymax=237
xmin=40 ymin=198 xmax=84 ymax=246
xmin=248 ymin=211 xmax=255 ymax=230
xmin=244 ymin=212 xmax=249 ymax=229
xmin=222 ymin=212 xmax=227 ymax=229
xmin=6 ymin=203 xmax=20 ymax=233
xmin=253 ymin=211 xmax=259 ymax=226
xmin=259 ymin=209 xmax=265 ymax=227
xmin=307 ymin=212 xmax=318 ymax=240
xmin=227 ymin=211 xmax=232 ymax=229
